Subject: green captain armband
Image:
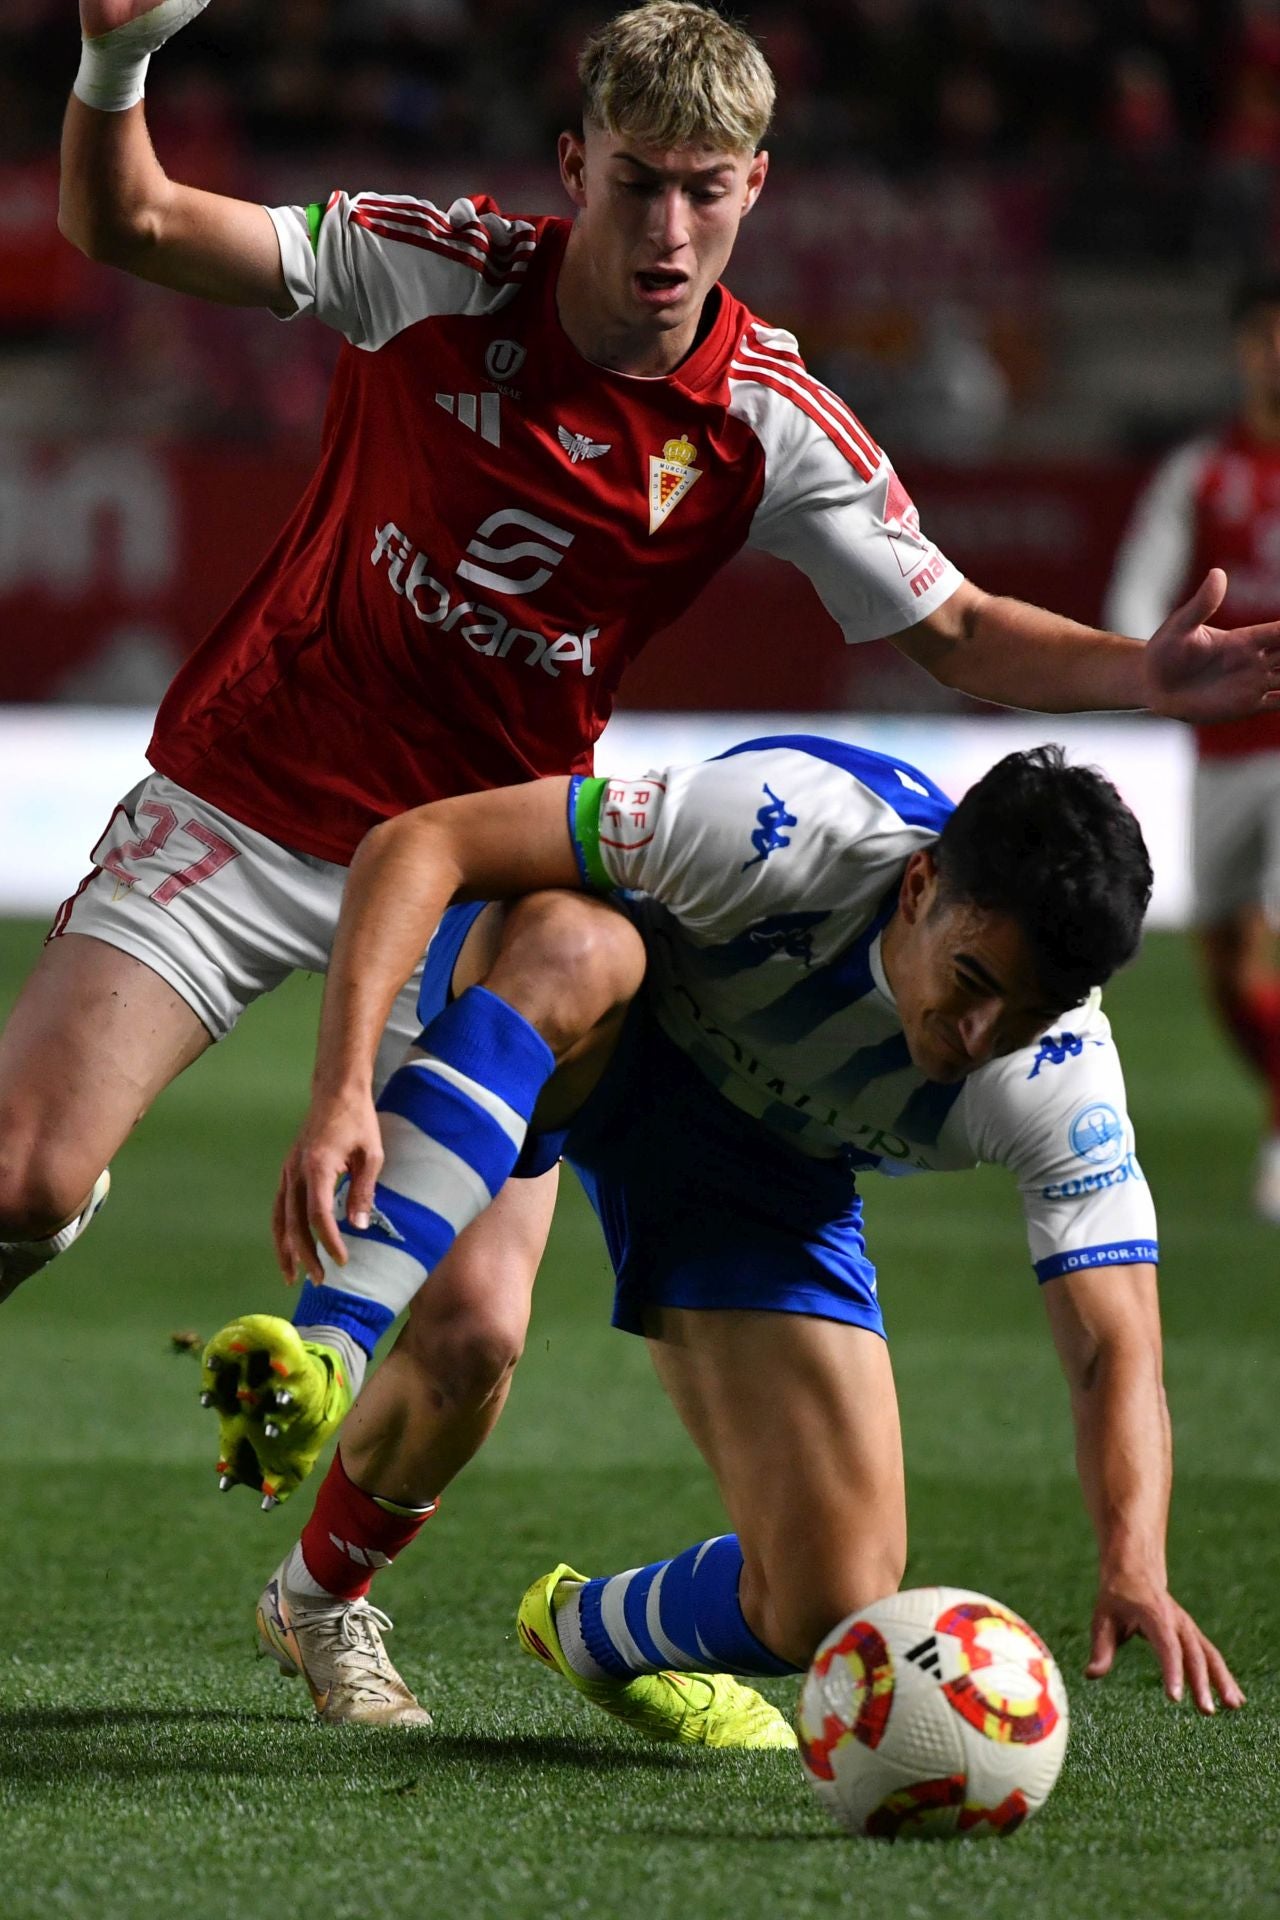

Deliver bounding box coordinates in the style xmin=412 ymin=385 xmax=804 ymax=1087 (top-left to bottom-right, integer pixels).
xmin=305 ymin=203 xmax=324 ymax=254
xmin=568 ymin=775 xmax=615 ymax=892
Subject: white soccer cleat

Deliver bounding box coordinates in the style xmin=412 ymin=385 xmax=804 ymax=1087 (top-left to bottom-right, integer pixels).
xmin=1253 ymin=1136 xmax=1280 ymax=1225
xmin=0 ymin=1168 xmax=111 ymax=1305
xmin=255 ymin=1559 xmax=432 ymax=1727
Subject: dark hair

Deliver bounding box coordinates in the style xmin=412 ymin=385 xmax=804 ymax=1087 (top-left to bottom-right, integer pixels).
xmin=1231 ymin=275 xmax=1280 ymax=329
xmin=932 ymin=745 xmax=1152 ymax=1008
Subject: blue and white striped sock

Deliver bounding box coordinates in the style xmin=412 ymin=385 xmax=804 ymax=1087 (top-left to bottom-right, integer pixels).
xmin=292 ymin=986 xmax=553 ymax=1376
xmin=557 ymin=1536 xmax=798 ymax=1680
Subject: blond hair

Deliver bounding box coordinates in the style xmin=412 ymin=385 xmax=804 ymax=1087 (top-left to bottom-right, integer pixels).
xmin=578 ymin=3 xmax=775 ymax=154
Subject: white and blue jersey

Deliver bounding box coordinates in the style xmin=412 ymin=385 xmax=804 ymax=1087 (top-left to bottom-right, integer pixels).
xmin=566 ymin=737 xmax=1157 ymax=1294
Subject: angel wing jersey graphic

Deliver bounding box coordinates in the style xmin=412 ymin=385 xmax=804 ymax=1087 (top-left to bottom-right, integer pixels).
xmin=557 ymin=424 xmax=612 ymax=464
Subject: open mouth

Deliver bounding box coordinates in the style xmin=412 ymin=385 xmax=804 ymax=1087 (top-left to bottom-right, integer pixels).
xmin=634 ymin=269 xmax=688 ymax=302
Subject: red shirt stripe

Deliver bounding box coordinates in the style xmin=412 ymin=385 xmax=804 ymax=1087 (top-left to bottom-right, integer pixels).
xmin=730 ymin=358 xmax=878 ymax=481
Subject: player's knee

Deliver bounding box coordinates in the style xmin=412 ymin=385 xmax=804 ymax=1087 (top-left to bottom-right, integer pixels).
xmin=497 ymin=893 xmax=645 ymax=1044
xmin=0 ymin=1137 xmax=94 ymax=1242
xmin=400 ymin=1291 xmax=527 ymax=1414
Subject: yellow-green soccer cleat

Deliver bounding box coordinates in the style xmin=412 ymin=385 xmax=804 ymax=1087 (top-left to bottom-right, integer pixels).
xmin=516 ymin=1563 xmax=797 ymax=1750
xmin=200 ymin=1314 xmax=353 ymax=1507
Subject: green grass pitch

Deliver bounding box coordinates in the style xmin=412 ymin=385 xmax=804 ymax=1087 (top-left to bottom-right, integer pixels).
xmin=0 ymin=922 xmax=1277 ymax=1920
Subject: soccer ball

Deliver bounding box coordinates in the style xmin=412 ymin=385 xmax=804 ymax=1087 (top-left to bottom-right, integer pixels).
xmin=796 ymin=1586 xmax=1069 ymax=1840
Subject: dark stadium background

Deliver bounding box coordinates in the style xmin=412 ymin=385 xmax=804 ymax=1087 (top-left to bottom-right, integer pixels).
xmin=0 ymin=0 xmax=1270 ymax=708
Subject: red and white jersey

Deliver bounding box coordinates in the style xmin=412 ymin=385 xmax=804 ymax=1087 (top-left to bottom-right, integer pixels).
xmin=149 ymin=193 xmax=962 ymax=862
xmin=1106 ymin=425 xmax=1280 ymax=759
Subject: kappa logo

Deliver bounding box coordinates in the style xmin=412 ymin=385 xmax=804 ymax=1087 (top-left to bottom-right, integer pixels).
xmin=557 ymin=424 xmax=611 ymax=464
xmin=435 ymin=391 xmax=500 ymax=446
xmin=742 ymin=783 xmax=798 ymax=870
xmin=457 ymin=507 xmax=575 ymax=596
xmin=649 ymin=433 xmax=702 ymax=532
xmin=745 ymin=911 xmax=827 ymax=969
xmin=1027 ymin=1031 xmax=1105 ymax=1079
xmin=366 ymin=1201 xmax=405 ymax=1244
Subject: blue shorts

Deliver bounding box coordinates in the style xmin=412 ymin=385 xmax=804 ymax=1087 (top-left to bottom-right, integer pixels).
xmin=417 ymin=898 xmax=487 ymax=1028
xmin=418 ymin=903 xmax=884 ymax=1341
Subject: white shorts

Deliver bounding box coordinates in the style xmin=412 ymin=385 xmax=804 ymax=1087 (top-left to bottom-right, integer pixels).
xmin=50 ymin=773 xmax=425 ymax=1090
xmin=1192 ymin=752 xmax=1280 ymax=927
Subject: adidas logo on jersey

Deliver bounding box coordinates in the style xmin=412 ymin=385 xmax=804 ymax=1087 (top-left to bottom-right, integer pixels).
xmin=435 ymin=391 xmax=501 ymax=446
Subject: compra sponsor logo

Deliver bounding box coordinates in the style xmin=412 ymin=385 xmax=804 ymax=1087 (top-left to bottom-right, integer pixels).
xmin=371 ymin=519 xmax=597 ymax=677
xmin=1041 ymin=1151 xmax=1146 ymax=1202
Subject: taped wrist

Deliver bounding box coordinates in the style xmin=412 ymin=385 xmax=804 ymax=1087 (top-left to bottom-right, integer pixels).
xmin=73 ymin=0 xmax=214 ymax=113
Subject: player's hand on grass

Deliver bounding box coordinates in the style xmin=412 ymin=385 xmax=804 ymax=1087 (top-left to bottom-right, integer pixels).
xmin=80 ymin=0 xmax=211 ymax=41
xmin=1087 ymin=1570 xmax=1246 ymax=1715
xmin=274 ymin=1088 xmax=384 ymax=1285
xmin=1143 ymin=566 xmax=1280 ymax=723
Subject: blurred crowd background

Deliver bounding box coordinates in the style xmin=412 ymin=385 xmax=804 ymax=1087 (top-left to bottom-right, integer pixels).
xmin=4 ymin=0 xmax=1280 ymax=706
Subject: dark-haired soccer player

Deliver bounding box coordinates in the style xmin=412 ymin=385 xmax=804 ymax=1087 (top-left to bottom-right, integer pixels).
xmin=6 ymin=0 xmax=1277 ymax=1726
xmin=1108 ymin=277 xmax=1280 ymax=1223
xmin=219 ymin=736 xmax=1242 ymax=1731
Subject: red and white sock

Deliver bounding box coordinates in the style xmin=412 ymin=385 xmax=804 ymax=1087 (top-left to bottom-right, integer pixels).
xmin=286 ymin=1450 xmax=437 ymax=1603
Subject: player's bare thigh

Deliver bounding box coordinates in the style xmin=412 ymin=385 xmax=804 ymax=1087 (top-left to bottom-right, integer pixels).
xmin=645 ymin=1305 xmax=908 ymax=1666
xmin=0 ymin=932 xmax=212 ymax=1236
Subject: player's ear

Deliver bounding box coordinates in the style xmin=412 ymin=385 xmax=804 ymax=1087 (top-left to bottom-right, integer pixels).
xmin=898 ymin=849 xmax=937 ymax=925
xmin=559 ymin=130 xmax=588 ymax=207
xmin=741 ymin=149 xmax=769 ymax=216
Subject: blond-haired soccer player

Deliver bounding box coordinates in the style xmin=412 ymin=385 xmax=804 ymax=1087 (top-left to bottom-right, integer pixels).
xmin=3 ymin=0 xmax=1278 ymax=1730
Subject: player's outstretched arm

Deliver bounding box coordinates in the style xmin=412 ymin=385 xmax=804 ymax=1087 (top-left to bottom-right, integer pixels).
xmin=894 ymin=572 xmax=1280 ymax=722
xmin=60 ymin=0 xmax=290 ymax=310
xmin=1043 ymin=1262 xmax=1245 ymax=1715
xmin=275 ymin=779 xmax=582 ymax=1281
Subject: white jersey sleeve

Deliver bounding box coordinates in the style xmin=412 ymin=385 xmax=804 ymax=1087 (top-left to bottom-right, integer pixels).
xmin=963 ymin=997 xmax=1158 ymax=1282
xmin=727 ymin=324 xmax=965 ymax=642
xmin=266 ymin=192 xmax=537 ymax=349
xmin=1104 ymin=439 xmax=1211 ymax=638
xmin=568 ymin=739 xmax=950 ymax=943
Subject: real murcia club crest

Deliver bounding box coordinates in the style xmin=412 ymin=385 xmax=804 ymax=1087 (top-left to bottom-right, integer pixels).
xmin=649 ymin=433 xmax=701 ymax=533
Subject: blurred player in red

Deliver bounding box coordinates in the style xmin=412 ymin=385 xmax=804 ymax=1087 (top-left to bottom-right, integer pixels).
xmin=1108 ymin=277 xmax=1280 ymax=1223
xmin=2 ymin=0 xmax=1279 ymax=1727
